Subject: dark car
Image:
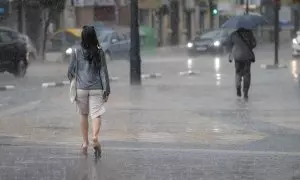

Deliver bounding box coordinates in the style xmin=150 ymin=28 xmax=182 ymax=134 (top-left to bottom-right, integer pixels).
xmin=186 ymin=28 xmax=235 ymax=56
xmin=0 ymin=27 xmax=28 ymax=77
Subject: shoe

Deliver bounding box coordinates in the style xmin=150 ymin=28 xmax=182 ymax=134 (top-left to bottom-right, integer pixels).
xmin=236 ymin=88 xmax=242 ymax=97
xmin=92 ymin=138 xmax=102 ymax=160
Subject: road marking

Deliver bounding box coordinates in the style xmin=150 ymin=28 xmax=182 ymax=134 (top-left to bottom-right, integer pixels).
xmin=141 ymin=73 xmax=162 ymax=79
xmin=42 ymin=82 xmax=57 ymax=88
xmin=179 ymin=70 xmax=200 ymax=76
xmin=0 ymin=85 xmax=15 ymax=91
xmin=110 ymin=77 xmax=119 ymax=81
xmin=260 ymin=64 xmax=288 ymax=69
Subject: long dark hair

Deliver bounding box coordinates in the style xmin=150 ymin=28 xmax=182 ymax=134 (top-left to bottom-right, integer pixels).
xmin=81 ymin=25 xmax=100 ymax=66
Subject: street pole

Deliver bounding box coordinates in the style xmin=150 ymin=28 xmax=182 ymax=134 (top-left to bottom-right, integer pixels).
xmin=208 ymin=0 xmax=214 ymax=29
xmin=274 ymin=0 xmax=280 ymax=65
xmin=130 ymin=0 xmax=141 ymax=85
xmin=245 ymin=0 xmax=249 ymax=14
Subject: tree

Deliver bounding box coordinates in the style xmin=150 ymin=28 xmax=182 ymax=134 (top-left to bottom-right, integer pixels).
xmin=40 ymin=0 xmax=66 ymax=60
xmin=25 ymin=0 xmax=66 ymax=60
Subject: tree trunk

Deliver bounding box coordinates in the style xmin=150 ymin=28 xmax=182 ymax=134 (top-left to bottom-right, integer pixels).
xmin=208 ymin=0 xmax=213 ymax=29
xmin=41 ymin=10 xmax=52 ymax=61
xmin=114 ymin=0 xmax=119 ymax=25
xmin=25 ymin=6 xmax=43 ymax=53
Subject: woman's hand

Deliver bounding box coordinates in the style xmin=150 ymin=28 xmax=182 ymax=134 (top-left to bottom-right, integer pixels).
xmin=103 ymin=92 xmax=109 ymax=102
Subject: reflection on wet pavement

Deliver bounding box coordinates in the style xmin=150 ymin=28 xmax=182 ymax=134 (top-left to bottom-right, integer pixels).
xmin=291 ymin=60 xmax=299 ymax=79
xmin=2 ymin=48 xmax=300 ymax=179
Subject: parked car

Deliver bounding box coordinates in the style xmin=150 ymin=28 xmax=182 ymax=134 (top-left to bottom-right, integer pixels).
xmin=292 ymin=31 xmax=300 ymax=57
xmin=0 ymin=27 xmax=28 ymax=77
xmin=186 ymin=28 xmax=235 ymax=56
xmin=64 ymin=29 xmax=130 ymax=61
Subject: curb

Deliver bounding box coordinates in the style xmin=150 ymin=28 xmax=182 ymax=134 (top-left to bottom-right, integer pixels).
xmin=141 ymin=73 xmax=162 ymax=79
xmin=179 ymin=70 xmax=200 ymax=76
xmin=260 ymin=64 xmax=288 ymax=69
xmin=110 ymin=77 xmax=120 ymax=81
xmin=0 ymin=85 xmax=15 ymax=91
xmin=42 ymin=81 xmax=70 ymax=88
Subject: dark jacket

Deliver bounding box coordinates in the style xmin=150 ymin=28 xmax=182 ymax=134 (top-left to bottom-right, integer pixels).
xmin=228 ymin=28 xmax=256 ymax=62
xmin=67 ymin=45 xmax=110 ymax=94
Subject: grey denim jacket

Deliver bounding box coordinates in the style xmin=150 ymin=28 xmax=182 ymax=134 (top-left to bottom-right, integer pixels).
xmin=67 ymin=45 xmax=110 ymax=95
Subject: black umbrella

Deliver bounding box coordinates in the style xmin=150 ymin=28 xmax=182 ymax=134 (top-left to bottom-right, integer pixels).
xmin=221 ymin=14 xmax=267 ymax=29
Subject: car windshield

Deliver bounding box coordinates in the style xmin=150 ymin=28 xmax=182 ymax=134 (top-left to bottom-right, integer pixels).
xmin=98 ymin=31 xmax=110 ymax=43
xmin=199 ymin=30 xmax=222 ymax=39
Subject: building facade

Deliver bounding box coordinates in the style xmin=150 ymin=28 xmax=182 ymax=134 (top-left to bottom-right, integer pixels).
xmin=71 ymin=0 xmax=130 ymax=27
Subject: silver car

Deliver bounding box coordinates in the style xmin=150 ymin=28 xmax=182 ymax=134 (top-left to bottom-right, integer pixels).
xmin=20 ymin=34 xmax=37 ymax=62
xmin=65 ymin=29 xmax=130 ymax=61
xmin=98 ymin=30 xmax=130 ymax=61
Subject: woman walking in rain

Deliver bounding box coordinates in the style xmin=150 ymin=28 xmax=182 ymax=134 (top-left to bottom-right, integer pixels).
xmin=68 ymin=26 xmax=110 ymax=158
xmin=228 ymin=28 xmax=256 ymax=99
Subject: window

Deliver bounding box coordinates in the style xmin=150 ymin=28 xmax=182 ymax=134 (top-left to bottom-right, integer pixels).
xmin=111 ymin=32 xmax=119 ymax=42
xmin=65 ymin=32 xmax=80 ymax=44
xmin=0 ymin=30 xmax=14 ymax=43
xmin=198 ymin=30 xmax=222 ymax=40
xmin=52 ymin=32 xmax=63 ymax=41
xmin=101 ymin=34 xmax=109 ymax=42
xmin=117 ymin=32 xmax=127 ymax=41
xmin=98 ymin=31 xmax=110 ymax=42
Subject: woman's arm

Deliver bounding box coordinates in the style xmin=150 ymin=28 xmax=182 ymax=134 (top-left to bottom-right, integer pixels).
xmin=100 ymin=49 xmax=110 ymax=95
xmin=67 ymin=49 xmax=76 ymax=81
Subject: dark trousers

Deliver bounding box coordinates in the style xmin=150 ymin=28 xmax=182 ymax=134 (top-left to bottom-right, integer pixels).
xmin=235 ymin=61 xmax=251 ymax=93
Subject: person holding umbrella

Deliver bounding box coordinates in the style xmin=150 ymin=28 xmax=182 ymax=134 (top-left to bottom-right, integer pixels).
xmin=222 ymin=14 xmax=266 ymax=99
xmin=228 ymin=28 xmax=256 ymax=99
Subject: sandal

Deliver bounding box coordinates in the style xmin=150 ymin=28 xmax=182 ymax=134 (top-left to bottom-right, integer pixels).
xmin=92 ymin=138 xmax=101 ymax=159
xmin=81 ymin=143 xmax=88 ymax=156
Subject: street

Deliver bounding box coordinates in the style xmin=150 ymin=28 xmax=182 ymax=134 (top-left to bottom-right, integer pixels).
xmin=1 ymin=44 xmax=300 ymax=179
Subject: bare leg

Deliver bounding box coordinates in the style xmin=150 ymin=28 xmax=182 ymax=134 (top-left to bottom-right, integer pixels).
xmin=92 ymin=116 xmax=102 ymax=159
xmin=92 ymin=116 xmax=101 ymax=142
xmin=80 ymin=114 xmax=89 ymax=147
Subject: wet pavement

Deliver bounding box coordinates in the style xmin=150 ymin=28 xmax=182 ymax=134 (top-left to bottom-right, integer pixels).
xmin=1 ymin=44 xmax=300 ymax=179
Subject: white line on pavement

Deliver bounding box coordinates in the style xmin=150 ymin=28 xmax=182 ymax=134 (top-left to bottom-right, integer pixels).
xmin=110 ymin=77 xmax=120 ymax=81
xmin=62 ymin=81 xmax=70 ymax=85
xmin=141 ymin=73 xmax=162 ymax=79
xmin=260 ymin=64 xmax=288 ymax=69
xmin=0 ymin=85 xmax=16 ymax=91
xmin=5 ymin=85 xmax=15 ymax=90
xmin=179 ymin=70 xmax=200 ymax=76
xmin=42 ymin=82 xmax=56 ymax=88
